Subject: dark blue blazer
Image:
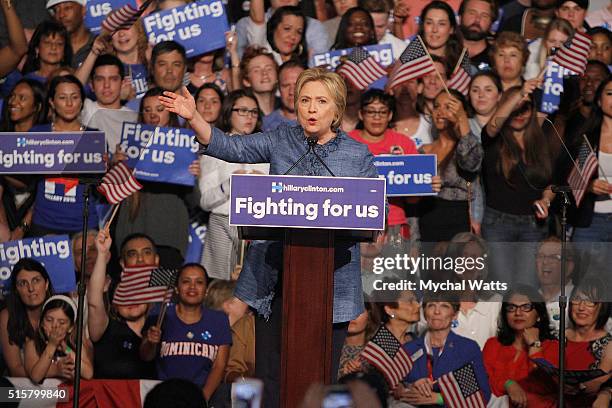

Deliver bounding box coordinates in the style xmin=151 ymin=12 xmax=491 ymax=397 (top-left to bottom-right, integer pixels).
xmin=402 ymin=330 xmax=491 ymax=404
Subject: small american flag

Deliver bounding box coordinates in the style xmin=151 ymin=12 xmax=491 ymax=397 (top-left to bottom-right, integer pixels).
xmin=568 ymin=138 xmax=598 ymax=207
xmin=97 ymin=162 xmax=143 ymax=205
xmin=388 ymin=36 xmax=436 ymax=89
xmin=102 ymin=0 xmax=153 ymax=33
xmin=448 ymin=50 xmax=472 ymax=95
xmin=113 ymin=265 xmax=177 ymax=306
xmin=552 ymin=32 xmax=592 ymax=75
xmin=360 ymin=325 xmax=413 ymax=389
xmin=439 ymin=363 xmax=486 ymax=408
xmin=336 ymin=48 xmax=387 ymax=90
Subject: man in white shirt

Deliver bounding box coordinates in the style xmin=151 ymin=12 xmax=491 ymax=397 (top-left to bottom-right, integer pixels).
xmin=81 ymin=54 xmax=137 ymax=153
xmin=361 ymin=0 xmax=407 ymax=59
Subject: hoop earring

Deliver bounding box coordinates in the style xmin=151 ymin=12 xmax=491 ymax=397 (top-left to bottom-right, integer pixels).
xmin=298 ymin=44 xmax=303 ymax=55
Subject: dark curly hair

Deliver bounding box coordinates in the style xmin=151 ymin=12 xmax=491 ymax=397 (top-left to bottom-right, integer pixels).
xmin=267 ymin=6 xmax=308 ymax=66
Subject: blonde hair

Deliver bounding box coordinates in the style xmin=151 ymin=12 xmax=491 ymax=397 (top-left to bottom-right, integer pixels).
xmin=538 ymin=18 xmax=574 ymax=70
xmin=204 ymin=279 xmax=236 ymax=311
xmin=294 ymin=68 xmax=347 ymax=131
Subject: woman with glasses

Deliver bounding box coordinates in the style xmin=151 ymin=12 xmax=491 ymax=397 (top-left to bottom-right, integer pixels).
xmin=483 ymin=285 xmax=557 ymax=408
xmin=349 ymin=90 xmax=437 ymax=274
xmin=199 ymin=90 xmax=269 ymax=280
xmin=535 ymin=236 xmax=577 ymax=335
xmin=550 ymin=277 xmax=612 ymax=407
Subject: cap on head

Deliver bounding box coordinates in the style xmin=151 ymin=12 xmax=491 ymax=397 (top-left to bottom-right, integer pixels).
xmin=46 ymin=0 xmax=86 ymax=11
xmin=556 ymin=0 xmax=589 ymax=9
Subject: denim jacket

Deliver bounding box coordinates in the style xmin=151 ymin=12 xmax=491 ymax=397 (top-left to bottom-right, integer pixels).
xmin=198 ymin=125 xmax=379 ymax=323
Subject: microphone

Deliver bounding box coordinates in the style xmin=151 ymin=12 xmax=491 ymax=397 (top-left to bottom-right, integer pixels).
xmin=284 ymin=136 xmax=336 ymax=176
xmin=283 ymin=139 xmax=315 ymax=175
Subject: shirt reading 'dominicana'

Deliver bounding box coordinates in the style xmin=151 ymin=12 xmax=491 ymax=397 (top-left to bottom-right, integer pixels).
xmin=151 ymin=304 xmax=232 ymax=386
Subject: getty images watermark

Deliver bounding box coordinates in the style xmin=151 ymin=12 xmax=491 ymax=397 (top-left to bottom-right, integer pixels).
xmin=370 ymin=254 xmax=508 ymax=292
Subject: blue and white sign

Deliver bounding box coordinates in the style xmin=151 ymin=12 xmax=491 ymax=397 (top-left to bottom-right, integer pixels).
xmin=373 ymin=154 xmax=437 ymax=197
xmin=0 ymin=235 xmax=76 ymax=295
xmin=142 ymin=0 xmax=229 ymax=57
xmin=120 ymin=122 xmax=199 ymax=186
xmin=310 ymin=44 xmax=394 ymax=69
xmin=541 ymin=61 xmax=571 ymax=114
xmin=85 ymin=0 xmax=138 ymax=34
xmin=229 ymin=174 xmax=386 ymax=230
xmin=184 ymin=221 xmax=207 ymax=264
xmin=0 ymin=132 xmax=106 ymax=174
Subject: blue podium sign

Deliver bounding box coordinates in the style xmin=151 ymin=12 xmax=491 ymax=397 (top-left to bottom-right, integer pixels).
xmin=0 ymin=235 xmax=76 ymax=295
xmin=229 ymin=174 xmax=386 ymax=230
xmin=0 ymin=132 xmax=106 ymax=174
xmin=373 ymin=154 xmax=437 ymax=196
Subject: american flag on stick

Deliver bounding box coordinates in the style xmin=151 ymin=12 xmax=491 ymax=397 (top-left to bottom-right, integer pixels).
xmin=360 ymin=325 xmax=413 ymax=389
xmin=97 ymin=162 xmax=143 ymax=205
xmin=568 ymin=136 xmax=598 ymax=207
xmin=102 ymin=0 xmax=153 ymax=34
xmin=439 ymin=363 xmax=486 ymax=408
xmin=448 ymin=49 xmax=472 ymax=95
xmin=113 ymin=265 xmax=177 ymax=306
xmin=551 ymin=31 xmax=592 ymax=75
xmin=336 ymin=47 xmax=388 ymax=90
xmin=388 ymin=36 xmax=436 ymax=90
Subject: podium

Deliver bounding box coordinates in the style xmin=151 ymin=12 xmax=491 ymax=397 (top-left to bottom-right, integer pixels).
xmin=231 ymin=174 xmax=385 ymax=407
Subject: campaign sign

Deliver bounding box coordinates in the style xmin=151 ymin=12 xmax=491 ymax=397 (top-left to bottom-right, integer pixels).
xmin=0 ymin=235 xmax=76 ymax=295
xmin=85 ymin=0 xmax=138 ymax=34
xmin=0 ymin=132 xmax=106 ymax=174
xmin=142 ymin=0 xmax=229 ymax=57
xmin=373 ymin=154 xmax=437 ymax=197
xmin=184 ymin=221 xmax=207 ymax=264
xmin=120 ymin=122 xmax=199 ymax=186
xmin=229 ymin=174 xmax=386 ymax=230
xmin=309 ymin=44 xmax=395 ymax=69
xmin=541 ymin=61 xmax=569 ymax=114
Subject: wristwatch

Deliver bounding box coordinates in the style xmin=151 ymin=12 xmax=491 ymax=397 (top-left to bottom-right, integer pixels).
xmin=528 ymin=340 xmax=542 ymax=348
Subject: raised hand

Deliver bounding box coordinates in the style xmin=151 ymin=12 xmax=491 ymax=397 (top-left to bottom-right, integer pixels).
xmin=95 ymin=229 xmax=112 ymax=255
xmin=159 ymin=86 xmax=196 ymax=121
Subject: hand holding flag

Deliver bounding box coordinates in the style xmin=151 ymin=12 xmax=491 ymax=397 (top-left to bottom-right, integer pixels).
xmin=361 ymin=325 xmax=414 ymax=389
xmin=113 ymin=265 xmax=177 ymax=306
xmin=336 ymin=47 xmax=388 ymax=90
xmin=438 ymin=363 xmax=486 ymax=408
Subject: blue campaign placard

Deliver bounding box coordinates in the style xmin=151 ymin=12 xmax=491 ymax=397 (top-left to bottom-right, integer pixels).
xmin=85 ymin=0 xmax=138 ymax=34
xmin=541 ymin=61 xmax=569 ymax=114
xmin=229 ymin=174 xmax=386 ymax=230
xmin=309 ymin=44 xmax=395 ymax=69
xmin=0 ymin=132 xmax=106 ymax=174
xmin=0 ymin=235 xmax=76 ymax=295
xmin=120 ymin=122 xmax=199 ymax=186
xmin=184 ymin=221 xmax=207 ymax=264
xmin=142 ymin=0 xmax=229 ymax=57
xmin=373 ymin=154 xmax=437 ymax=197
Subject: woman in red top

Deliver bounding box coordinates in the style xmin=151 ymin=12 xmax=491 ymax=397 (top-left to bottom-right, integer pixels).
xmin=549 ymin=277 xmax=612 ymax=408
xmin=349 ymin=89 xmax=440 ymax=276
xmin=483 ymin=285 xmax=557 ymax=407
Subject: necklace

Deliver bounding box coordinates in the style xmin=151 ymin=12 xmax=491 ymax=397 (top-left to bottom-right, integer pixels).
xmin=52 ymin=122 xmax=85 ymax=132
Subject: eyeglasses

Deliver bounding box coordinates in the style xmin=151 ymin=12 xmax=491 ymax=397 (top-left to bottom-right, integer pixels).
xmin=536 ymin=254 xmax=562 ymax=262
xmin=505 ymin=303 xmax=535 ymax=313
xmin=232 ymin=108 xmax=259 ymax=118
xmin=570 ymin=298 xmax=597 ymax=308
xmin=362 ymin=109 xmax=390 ymax=118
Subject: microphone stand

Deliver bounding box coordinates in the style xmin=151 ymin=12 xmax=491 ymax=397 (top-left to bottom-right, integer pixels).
xmin=284 ymin=137 xmax=317 ymax=175
xmin=552 ymin=185 xmax=572 ymax=407
xmin=284 ymin=136 xmax=336 ymax=176
xmin=72 ymin=175 xmax=102 ymax=408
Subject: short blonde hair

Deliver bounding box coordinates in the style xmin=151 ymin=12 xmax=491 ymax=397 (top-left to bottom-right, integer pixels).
xmin=294 ymin=68 xmax=347 ymax=131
